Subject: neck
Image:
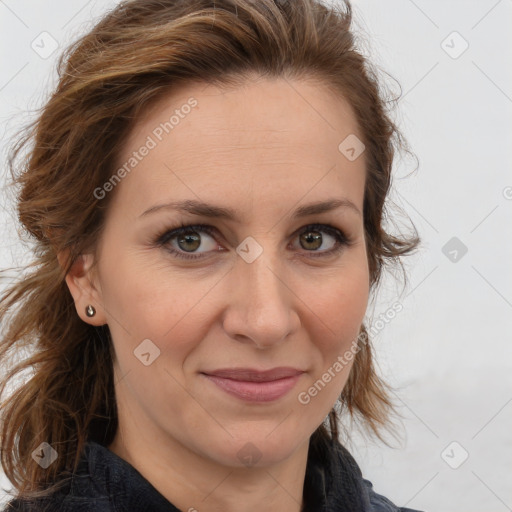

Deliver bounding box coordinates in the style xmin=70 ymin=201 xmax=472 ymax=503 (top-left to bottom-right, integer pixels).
xmin=108 ymin=428 xmax=310 ymax=512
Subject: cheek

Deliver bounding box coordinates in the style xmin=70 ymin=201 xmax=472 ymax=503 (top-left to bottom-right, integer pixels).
xmin=98 ymin=250 xmax=218 ymax=371
xmin=327 ymin=276 xmax=368 ymax=349
xmin=296 ymin=252 xmax=369 ymax=400
xmin=303 ymin=255 xmax=369 ymax=349
xmin=98 ymin=260 xmax=209 ymax=418
xmin=98 ymin=245 xmax=189 ymax=330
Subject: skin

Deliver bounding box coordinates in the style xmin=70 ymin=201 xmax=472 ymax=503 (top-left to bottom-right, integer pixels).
xmin=63 ymin=74 xmax=369 ymax=512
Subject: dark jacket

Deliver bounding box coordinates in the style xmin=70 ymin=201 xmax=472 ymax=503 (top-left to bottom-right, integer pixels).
xmin=4 ymin=433 xmax=424 ymax=512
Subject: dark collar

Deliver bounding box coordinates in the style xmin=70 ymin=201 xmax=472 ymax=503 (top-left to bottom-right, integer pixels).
xmin=71 ymin=441 xmax=181 ymax=511
xmin=23 ymin=433 xmax=373 ymax=511
xmin=303 ymin=431 xmax=370 ymax=512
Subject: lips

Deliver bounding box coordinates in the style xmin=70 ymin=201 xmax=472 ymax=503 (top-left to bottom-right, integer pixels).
xmin=203 ymin=367 xmax=304 ymax=382
xmin=201 ymin=367 xmax=305 ymax=402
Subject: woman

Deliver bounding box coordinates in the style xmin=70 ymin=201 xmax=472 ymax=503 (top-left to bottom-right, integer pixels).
xmin=0 ymin=0 xmax=422 ymax=510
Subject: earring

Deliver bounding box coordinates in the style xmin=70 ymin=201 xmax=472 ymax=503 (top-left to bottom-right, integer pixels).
xmin=85 ymin=304 xmax=96 ymax=317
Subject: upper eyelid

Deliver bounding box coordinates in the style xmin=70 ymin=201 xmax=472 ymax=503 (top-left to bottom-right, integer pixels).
xmin=160 ymin=222 xmax=344 ymax=236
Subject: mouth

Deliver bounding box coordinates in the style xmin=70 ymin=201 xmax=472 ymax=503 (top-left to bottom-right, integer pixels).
xmin=200 ymin=367 xmax=305 ymax=402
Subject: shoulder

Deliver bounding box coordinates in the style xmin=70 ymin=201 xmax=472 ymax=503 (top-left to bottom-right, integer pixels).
xmin=362 ymin=478 xmax=425 ymax=512
xmin=2 ymin=498 xmax=110 ymax=512
xmin=324 ymin=436 xmax=426 ymax=512
xmin=2 ymin=441 xmax=180 ymax=512
xmin=1 ymin=441 xmax=115 ymax=512
xmin=3 ymin=494 xmax=112 ymax=512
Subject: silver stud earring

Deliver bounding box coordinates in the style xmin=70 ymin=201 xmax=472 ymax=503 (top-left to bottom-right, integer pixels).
xmin=85 ymin=304 xmax=96 ymax=317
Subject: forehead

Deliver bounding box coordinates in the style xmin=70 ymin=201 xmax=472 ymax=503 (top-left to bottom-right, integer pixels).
xmin=112 ymin=76 xmax=366 ymax=219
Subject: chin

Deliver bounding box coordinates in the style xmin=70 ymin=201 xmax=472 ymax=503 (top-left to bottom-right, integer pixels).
xmin=206 ymin=428 xmax=304 ymax=469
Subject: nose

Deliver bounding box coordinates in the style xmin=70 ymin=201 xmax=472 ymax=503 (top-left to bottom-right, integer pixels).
xmin=221 ymin=246 xmax=301 ymax=349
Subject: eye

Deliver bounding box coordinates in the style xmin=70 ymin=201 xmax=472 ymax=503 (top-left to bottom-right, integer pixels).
xmin=154 ymin=222 xmax=351 ymax=261
xmin=155 ymin=223 xmax=221 ymax=260
xmin=291 ymin=223 xmax=349 ymax=258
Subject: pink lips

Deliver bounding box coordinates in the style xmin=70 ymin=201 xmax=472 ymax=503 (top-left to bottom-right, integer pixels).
xmin=201 ymin=367 xmax=304 ymax=402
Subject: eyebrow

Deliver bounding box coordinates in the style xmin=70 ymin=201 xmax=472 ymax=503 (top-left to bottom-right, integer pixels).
xmin=139 ymin=197 xmax=361 ymax=221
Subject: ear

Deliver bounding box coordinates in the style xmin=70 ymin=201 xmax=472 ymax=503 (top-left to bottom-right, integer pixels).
xmin=58 ymin=250 xmax=107 ymax=326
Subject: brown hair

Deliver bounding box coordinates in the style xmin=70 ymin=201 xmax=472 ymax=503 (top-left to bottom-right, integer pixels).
xmin=0 ymin=0 xmax=419 ymax=501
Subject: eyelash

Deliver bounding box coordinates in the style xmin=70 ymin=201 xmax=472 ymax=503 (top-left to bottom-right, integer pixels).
xmin=154 ymin=222 xmax=352 ymax=261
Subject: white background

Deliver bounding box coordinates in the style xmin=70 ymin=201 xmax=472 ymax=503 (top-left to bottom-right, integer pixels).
xmin=1 ymin=1 xmax=511 ymax=511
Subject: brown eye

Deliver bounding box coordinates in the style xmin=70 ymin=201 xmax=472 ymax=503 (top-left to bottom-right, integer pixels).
xmin=299 ymin=230 xmax=323 ymax=251
xmin=156 ymin=224 xmax=220 ymax=260
xmin=176 ymin=231 xmax=201 ymax=252
xmin=293 ymin=224 xmax=349 ymax=257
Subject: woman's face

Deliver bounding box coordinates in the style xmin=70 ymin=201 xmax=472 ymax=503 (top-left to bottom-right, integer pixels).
xmin=77 ymin=76 xmax=369 ymax=468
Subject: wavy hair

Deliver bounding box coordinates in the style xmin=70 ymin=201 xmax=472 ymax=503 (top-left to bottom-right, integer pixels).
xmin=0 ymin=0 xmax=420 ymax=500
